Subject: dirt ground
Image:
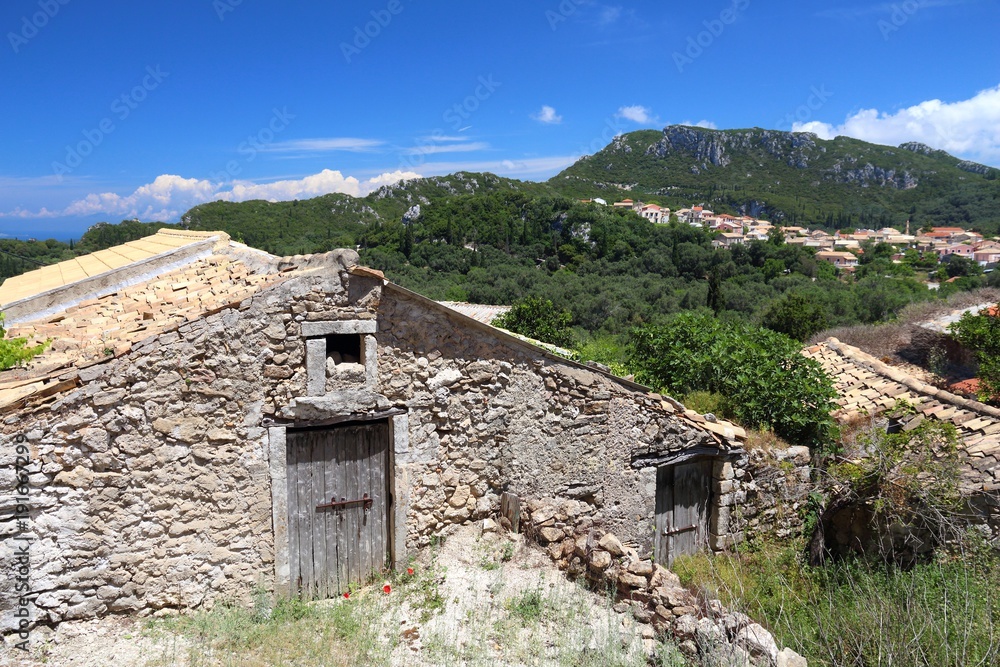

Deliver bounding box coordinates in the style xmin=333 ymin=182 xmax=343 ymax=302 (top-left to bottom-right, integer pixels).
xmin=0 ymin=526 xmax=654 ymax=667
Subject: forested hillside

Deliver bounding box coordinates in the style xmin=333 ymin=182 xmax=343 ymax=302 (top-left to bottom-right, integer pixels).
xmin=5 ymin=129 xmax=999 ymax=340
xmin=555 ymin=126 xmax=1000 ymax=234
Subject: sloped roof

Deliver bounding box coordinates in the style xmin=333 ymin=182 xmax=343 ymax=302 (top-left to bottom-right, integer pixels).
xmin=0 ymin=230 xmax=289 ymax=411
xmin=804 ymin=338 xmax=1000 ymax=493
xmin=0 ymin=229 xmax=226 ymax=306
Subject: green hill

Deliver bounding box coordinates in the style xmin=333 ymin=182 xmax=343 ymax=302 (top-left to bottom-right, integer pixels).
xmin=181 ymin=172 xmax=556 ymax=255
xmin=551 ymin=126 xmax=1000 ymax=233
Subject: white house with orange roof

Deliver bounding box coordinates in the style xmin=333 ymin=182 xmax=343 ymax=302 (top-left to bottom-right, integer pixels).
xmin=639 ymin=203 xmax=667 ymax=224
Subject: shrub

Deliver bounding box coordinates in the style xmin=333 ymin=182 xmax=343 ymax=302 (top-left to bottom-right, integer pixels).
xmin=948 ymin=305 xmax=1000 ymax=400
xmin=492 ymin=295 xmax=575 ymax=348
xmin=628 ymin=313 xmax=838 ymax=447
xmin=0 ymin=314 xmax=50 ymax=371
xmin=761 ymin=292 xmax=828 ymax=342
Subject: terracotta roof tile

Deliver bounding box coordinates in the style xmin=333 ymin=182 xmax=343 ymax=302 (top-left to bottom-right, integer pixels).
xmin=804 ymin=338 xmax=1000 ymax=494
xmin=0 ymin=250 xmax=287 ymax=410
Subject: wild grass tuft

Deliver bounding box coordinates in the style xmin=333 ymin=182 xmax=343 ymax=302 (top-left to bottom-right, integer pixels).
xmin=674 ymin=538 xmax=1000 ymax=667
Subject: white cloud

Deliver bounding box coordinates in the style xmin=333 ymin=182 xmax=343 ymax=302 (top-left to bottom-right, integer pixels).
xmin=818 ymin=0 xmax=973 ymax=19
xmin=616 ymin=105 xmax=657 ymax=124
xmin=1 ymin=169 xmax=422 ymax=221
xmin=792 ymin=84 xmax=1000 ymax=166
xmin=262 ymin=137 xmax=385 ymax=153
xmin=418 ymin=134 xmax=470 ymax=142
xmin=532 ymin=105 xmax=563 ymax=124
xmin=598 ymin=5 xmax=623 ymax=25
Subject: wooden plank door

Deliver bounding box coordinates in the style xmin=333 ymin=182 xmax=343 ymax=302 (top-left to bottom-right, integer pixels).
xmin=286 ymin=421 xmax=390 ymax=598
xmin=655 ymin=459 xmax=712 ymax=567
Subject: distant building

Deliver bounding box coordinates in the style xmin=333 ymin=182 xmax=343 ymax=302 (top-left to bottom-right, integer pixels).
xmin=973 ymin=243 xmax=1000 ymax=266
xmin=712 ymin=232 xmax=745 ymax=249
xmin=639 ymin=204 xmax=666 ymax=224
xmin=940 ymin=244 xmax=975 ymax=260
xmin=816 ymin=251 xmax=859 ymax=269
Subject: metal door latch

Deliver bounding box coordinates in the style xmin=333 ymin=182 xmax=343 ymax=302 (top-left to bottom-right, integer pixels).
xmin=316 ymin=493 xmax=373 ymax=512
xmin=663 ymin=524 xmax=697 ymax=536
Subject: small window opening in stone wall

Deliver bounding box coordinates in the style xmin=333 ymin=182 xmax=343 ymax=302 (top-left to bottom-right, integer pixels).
xmin=326 ymin=334 xmax=361 ymax=365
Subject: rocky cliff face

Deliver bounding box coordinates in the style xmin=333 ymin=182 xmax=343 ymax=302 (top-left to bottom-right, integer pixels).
xmin=633 ymin=126 xmax=919 ymax=190
xmin=643 ymin=126 xmax=820 ymax=171
xmin=829 ymin=160 xmax=919 ymax=189
xmin=956 ymin=160 xmax=995 ymax=176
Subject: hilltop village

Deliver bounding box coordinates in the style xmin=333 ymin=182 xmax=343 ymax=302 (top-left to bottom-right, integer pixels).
xmin=587 ymin=198 xmax=1000 ymax=278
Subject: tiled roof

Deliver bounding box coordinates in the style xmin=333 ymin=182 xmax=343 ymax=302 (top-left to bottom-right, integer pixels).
xmin=0 ymin=236 xmax=287 ymax=412
xmin=0 ymin=229 xmax=226 ymax=306
xmin=804 ymin=338 xmax=1000 ymax=493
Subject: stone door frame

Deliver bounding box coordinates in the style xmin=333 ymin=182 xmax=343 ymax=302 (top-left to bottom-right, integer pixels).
xmin=268 ymin=412 xmax=410 ymax=597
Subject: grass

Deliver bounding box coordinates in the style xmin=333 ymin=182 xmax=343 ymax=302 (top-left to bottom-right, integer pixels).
xmin=674 ymin=538 xmax=1000 ymax=667
xmin=139 ymin=533 xmax=688 ymax=667
xmin=143 ymin=587 xmax=398 ymax=667
xmin=419 ymin=574 xmax=664 ymax=667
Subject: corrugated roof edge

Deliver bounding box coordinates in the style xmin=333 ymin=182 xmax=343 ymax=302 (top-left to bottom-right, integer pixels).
xmin=809 ymin=337 xmax=1000 ymax=421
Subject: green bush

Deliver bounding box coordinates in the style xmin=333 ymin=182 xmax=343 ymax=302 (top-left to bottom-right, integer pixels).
xmin=949 ymin=305 xmax=1000 ymax=400
xmin=628 ymin=313 xmax=838 ymax=447
xmin=492 ymin=296 xmax=575 ymax=348
xmin=0 ymin=315 xmax=50 ymax=371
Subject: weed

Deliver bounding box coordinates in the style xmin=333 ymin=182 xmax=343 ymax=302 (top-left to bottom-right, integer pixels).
xmin=506 ymin=589 xmax=544 ymax=622
xmin=675 ymin=539 xmax=1000 ymax=667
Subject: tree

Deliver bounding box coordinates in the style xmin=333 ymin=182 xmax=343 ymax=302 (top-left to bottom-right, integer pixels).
xmin=0 ymin=316 xmax=49 ymax=371
xmin=762 ymin=292 xmax=828 ymax=341
xmin=628 ymin=313 xmax=838 ymax=447
xmin=943 ymin=254 xmax=982 ymax=278
xmin=492 ymin=296 xmax=575 ymax=348
xmin=949 ymin=306 xmax=1000 ymax=401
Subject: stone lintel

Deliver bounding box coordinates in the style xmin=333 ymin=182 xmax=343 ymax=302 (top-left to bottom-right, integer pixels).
xmin=301 ymin=320 xmax=377 ymax=337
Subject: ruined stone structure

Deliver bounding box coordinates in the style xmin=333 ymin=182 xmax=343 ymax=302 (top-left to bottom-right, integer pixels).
xmin=804 ymin=338 xmax=1000 ymax=551
xmin=0 ymin=229 xmax=760 ymax=631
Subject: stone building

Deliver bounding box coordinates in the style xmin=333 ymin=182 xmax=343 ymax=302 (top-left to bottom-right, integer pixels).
xmin=803 ymin=338 xmax=1000 ymax=555
xmin=0 ymin=228 xmax=757 ymax=628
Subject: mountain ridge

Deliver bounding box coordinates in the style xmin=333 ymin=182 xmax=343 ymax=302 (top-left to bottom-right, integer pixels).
xmin=551 ymin=125 xmax=999 ymax=232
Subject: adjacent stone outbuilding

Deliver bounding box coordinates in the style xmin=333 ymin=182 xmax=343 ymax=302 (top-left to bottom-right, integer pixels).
xmin=0 ymin=229 xmax=749 ymax=629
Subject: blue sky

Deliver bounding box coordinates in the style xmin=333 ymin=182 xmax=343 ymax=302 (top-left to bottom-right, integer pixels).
xmin=2 ymin=0 xmax=999 ymax=240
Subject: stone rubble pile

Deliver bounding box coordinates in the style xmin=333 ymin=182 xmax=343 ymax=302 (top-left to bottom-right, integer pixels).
xmin=522 ymin=498 xmax=808 ymax=667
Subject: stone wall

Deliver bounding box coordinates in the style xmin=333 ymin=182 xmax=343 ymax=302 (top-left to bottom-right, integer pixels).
xmin=726 ymin=446 xmax=813 ymax=545
xmin=375 ymin=284 xmax=739 ymax=554
xmin=2 ymin=259 xmax=751 ymax=631
xmin=519 ymin=498 xmax=808 ymax=667
xmin=0 ymin=257 xmax=362 ymax=630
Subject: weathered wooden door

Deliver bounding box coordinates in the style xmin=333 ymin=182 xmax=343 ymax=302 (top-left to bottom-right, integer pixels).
xmin=655 ymin=460 xmax=712 ymax=566
xmin=286 ymin=421 xmax=390 ymax=598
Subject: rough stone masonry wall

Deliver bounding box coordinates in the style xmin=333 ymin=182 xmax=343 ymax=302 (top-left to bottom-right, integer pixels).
xmin=726 ymin=446 xmax=813 ymax=545
xmin=0 ymin=256 xmax=363 ymax=631
xmin=376 ymin=286 xmax=736 ymax=556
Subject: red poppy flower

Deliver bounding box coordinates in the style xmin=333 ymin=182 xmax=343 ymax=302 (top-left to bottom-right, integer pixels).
xmin=383 ymin=584 xmax=392 ymax=594
xmin=343 ymin=592 xmax=350 ymax=599
xmin=407 ymin=568 xmax=414 ymax=576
